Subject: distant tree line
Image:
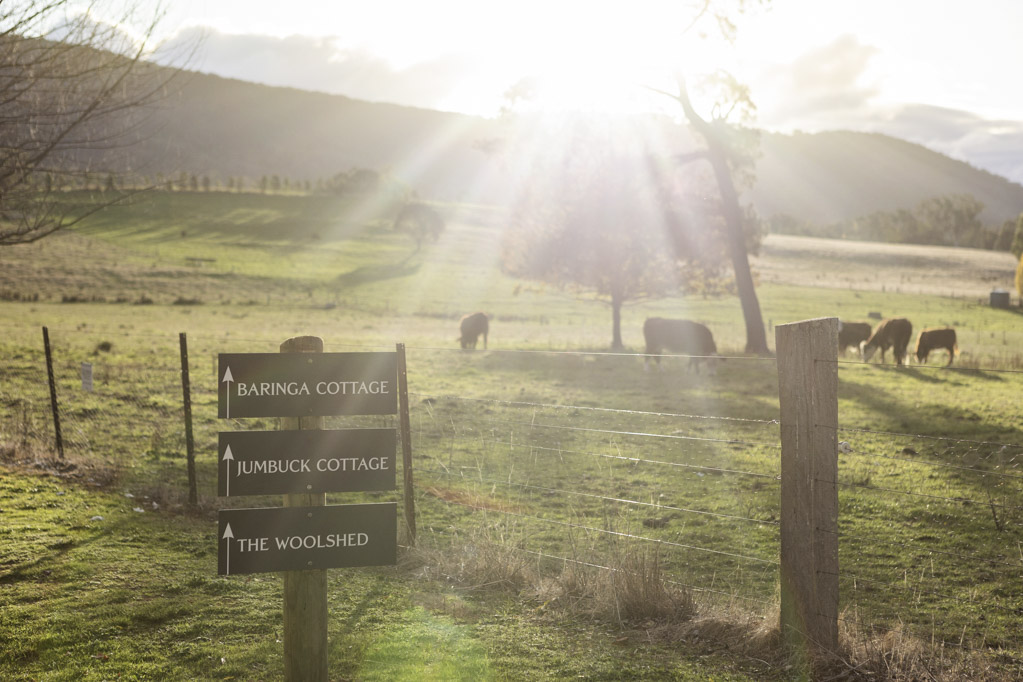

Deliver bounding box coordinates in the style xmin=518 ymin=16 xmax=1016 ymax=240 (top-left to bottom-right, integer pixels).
xmin=768 ymin=193 xmax=1023 ymax=254
xmin=37 ymin=166 xmax=417 ymax=200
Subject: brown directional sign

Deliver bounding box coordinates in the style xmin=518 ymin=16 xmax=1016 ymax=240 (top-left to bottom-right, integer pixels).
xmin=218 ymin=352 xmax=397 ymax=418
xmin=218 ymin=429 xmax=396 ymax=496
xmin=218 ymin=503 xmax=397 ymax=575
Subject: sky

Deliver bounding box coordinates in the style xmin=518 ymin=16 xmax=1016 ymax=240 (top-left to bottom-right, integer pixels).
xmin=136 ymin=0 xmax=1023 ymax=183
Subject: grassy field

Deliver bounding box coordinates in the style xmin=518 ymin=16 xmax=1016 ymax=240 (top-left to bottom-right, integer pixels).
xmin=1 ymin=191 xmax=1022 ymax=680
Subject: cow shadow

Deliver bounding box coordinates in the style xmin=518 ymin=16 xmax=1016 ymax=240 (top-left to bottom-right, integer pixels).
xmin=858 ymin=364 xmax=1004 ymax=383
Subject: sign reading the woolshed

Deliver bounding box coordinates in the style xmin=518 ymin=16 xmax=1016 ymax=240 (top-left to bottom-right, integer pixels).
xmin=218 ymin=429 xmax=396 ymax=496
xmin=218 ymin=352 xmax=398 ymax=418
xmin=218 ymin=503 xmax=397 ymax=575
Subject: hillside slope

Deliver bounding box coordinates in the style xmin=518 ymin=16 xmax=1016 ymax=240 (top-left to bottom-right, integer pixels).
xmin=749 ymin=131 xmax=1023 ymax=225
xmin=123 ymin=70 xmax=1023 ymax=225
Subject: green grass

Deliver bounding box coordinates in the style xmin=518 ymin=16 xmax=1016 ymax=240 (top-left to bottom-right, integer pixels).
xmin=1 ymin=191 xmax=1022 ymax=679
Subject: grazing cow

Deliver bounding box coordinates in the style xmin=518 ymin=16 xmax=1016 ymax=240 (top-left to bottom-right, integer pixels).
xmin=642 ymin=317 xmax=718 ymax=372
xmin=861 ymin=317 xmax=913 ymax=366
xmin=838 ymin=321 xmax=872 ymax=357
xmin=915 ymin=327 xmax=957 ymax=366
xmin=459 ymin=312 xmax=489 ymax=350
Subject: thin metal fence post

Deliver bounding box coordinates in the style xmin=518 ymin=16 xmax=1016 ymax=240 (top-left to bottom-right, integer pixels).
xmin=179 ymin=332 xmax=197 ymax=507
xmin=42 ymin=326 xmax=64 ymax=460
xmin=776 ymin=317 xmax=839 ymax=655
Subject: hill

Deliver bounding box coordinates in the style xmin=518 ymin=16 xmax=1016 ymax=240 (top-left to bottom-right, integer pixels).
xmin=121 ymin=70 xmax=1023 ymax=226
xmin=750 ymin=130 xmax=1023 ymax=226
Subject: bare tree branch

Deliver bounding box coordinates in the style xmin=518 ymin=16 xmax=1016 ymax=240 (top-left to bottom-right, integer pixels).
xmin=0 ymin=1 xmax=194 ymax=246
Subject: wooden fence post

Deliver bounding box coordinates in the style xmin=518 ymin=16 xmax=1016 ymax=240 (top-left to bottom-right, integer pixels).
xmin=396 ymin=343 xmax=416 ymax=545
xmin=280 ymin=335 xmax=328 ymax=682
xmin=776 ymin=317 xmax=839 ymax=654
xmin=42 ymin=326 xmax=64 ymax=460
xmin=179 ymin=333 xmax=197 ymax=507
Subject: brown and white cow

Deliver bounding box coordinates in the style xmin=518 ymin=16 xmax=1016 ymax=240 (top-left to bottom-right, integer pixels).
xmin=459 ymin=312 xmax=489 ymax=350
xmin=915 ymin=327 xmax=957 ymax=366
xmin=642 ymin=317 xmax=718 ymax=372
xmin=838 ymin=321 xmax=872 ymax=357
xmin=861 ymin=317 xmax=913 ymax=366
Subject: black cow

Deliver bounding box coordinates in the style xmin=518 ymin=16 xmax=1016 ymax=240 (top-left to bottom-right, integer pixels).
xmin=642 ymin=317 xmax=717 ymax=372
xmin=459 ymin=312 xmax=489 ymax=350
xmin=915 ymin=327 xmax=957 ymax=366
xmin=861 ymin=317 xmax=913 ymax=366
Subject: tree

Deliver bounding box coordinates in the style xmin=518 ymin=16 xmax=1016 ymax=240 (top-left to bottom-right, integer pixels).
xmin=0 ymin=1 xmax=190 ymax=245
xmin=503 ymin=127 xmax=730 ymax=350
xmin=393 ymin=202 xmax=444 ymax=253
xmin=660 ymin=74 xmax=770 ymax=354
xmin=994 ymin=218 xmax=1016 ymax=252
xmin=655 ymin=0 xmax=773 ymax=354
xmin=915 ymin=194 xmax=984 ymax=247
xmin=1011 ymin=212 xmax=1023 ymax=260
xmin=1016 ymin=253 xmax=1023 ymax=302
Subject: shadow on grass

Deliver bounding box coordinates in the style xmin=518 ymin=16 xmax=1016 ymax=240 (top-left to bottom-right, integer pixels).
xmin=859 ymin=363 xmax=1006 ymax=383
xmin=335 ymin=259 xmax=421 ymax=289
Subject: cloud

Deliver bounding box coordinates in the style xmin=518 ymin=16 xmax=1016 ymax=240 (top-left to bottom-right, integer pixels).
xmin=162 ymin=27 xmax=482 ymax=111
xmin=752 ymin=36 xmax=1023 ymax=184
xmin=756 ymin=34 xmax=880 ymax=127
xmin=875 ymin=104 xmax=1023 ymax=184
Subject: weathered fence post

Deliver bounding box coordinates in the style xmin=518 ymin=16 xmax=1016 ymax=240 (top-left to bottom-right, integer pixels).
xmin=396 ymin=343 xmax=416 ymax=545
xmin=179 ymin=332 xmax=197 ymax=507
xmin=776 ymin=317 xmax=839 ymax=654
xmin=42 ymin=326 xmax=64 ymax=460
xmin=280 ymin=335 xmax=328 ymax=682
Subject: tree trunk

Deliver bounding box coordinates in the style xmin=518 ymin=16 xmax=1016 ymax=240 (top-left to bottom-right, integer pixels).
xmin=673 ymin=81 xmax=770 ymax=355
xmin=707 ymin=150 xmax=769 ymax=354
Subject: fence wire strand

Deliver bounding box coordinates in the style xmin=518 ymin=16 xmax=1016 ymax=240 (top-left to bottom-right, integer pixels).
xmin=822 ymin=571 xmax=1023 ymax=615
xmin=415 ymin=527 xmax=776 ymax=608
xmin=472 ymin=438 xmax=779 ymax=480
xmin=418 ymin=466 xmax=779 ymax=527
xmin=839 ymin=447 xmax=1023 ymax=482
xmin=422 ymin=492 xmax=780 ymax=567
xmin=410 ymin=392 xmax=780 ymax=426
xmin=446 ymin=416 xmax=781 ymax=449
xmin=824 ymin=477 xmax=1023 ymax=511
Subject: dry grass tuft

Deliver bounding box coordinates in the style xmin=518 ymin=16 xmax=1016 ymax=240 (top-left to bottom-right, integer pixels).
xmin=0 ymin=434 xmax=119 ymax=489
xmin=823 ymin=615 xmax=1022 ymax=681
xmin=403 ymin=523 xmax=536 ymax=593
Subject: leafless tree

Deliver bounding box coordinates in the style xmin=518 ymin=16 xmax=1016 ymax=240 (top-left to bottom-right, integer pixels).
xmin=0 ymin=1 xmax=190 ymax=245
xmin=654 ymin=0 xmax=773 ymax=354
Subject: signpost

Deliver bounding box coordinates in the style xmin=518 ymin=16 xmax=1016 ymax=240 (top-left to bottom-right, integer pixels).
xmin=218 ymin=429 xmax=396 ymax=496
xmin=218 ymin=503 xmax=397 ymax=575
xmin=216 ymin=339 xmax=409 ymax=682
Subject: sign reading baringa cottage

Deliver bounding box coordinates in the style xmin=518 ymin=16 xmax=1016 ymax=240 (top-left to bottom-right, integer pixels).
xmin=218 ymin=352 xmax=398 ymax=418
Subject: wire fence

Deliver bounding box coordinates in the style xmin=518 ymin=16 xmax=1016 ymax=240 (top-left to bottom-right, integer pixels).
xmin=1 ymin=325 xmax=1022 ymax=671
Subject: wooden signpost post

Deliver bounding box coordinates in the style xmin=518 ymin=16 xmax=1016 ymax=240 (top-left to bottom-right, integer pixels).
xmin=217 ymin=336 xmax=407 ymax=682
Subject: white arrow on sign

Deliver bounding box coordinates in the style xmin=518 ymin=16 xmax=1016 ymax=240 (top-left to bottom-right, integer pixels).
xmin=222 ymin=444 xmax=234 ymax=496
xmin=222 ymin=522 xmax=234 ymax=575
xmin=221 ymin=366 xmax=234 ymax=418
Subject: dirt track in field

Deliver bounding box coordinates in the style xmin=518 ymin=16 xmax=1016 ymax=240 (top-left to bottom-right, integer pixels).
xmin=752 ymin=234 xmax=1019 ymax=299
